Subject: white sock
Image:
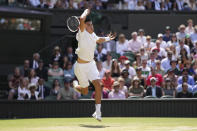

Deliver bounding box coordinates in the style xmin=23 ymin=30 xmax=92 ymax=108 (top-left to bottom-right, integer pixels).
xmin=95 ymin=104 xmax=101 ymax=113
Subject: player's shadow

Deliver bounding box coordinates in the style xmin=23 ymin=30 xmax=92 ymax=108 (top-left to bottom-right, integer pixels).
xmin=79 ymin=124 xmax=109 ymax=128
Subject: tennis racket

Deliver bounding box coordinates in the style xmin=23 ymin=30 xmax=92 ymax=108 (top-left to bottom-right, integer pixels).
xmin=66 ymin=16 xmax=80 ymax=32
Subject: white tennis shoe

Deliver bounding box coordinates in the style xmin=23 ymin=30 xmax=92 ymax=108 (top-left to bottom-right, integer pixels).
xmin=92 ymin=111 xmax=102 ymax=122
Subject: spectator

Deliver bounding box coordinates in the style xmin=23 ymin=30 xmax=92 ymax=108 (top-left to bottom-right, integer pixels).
xmin=108 ymin=81 xmax=126 ymax=99
xmin=37 ymin=78 xmax=49 ymax=100
xmin=176 ymin=39 xmax=190 ymax=58
xmin=176 ymin=0 xmax=185 ymax=11
xmin=122 ymin=60 xmax=136 ymax=79
xmin=164 ymin=68 xmax=178 ymax=88
xmin=96 ymin=61 xmax=106 ymax=79
xmin=51 ymin=46 xmax=62 ymax=64
xmin=35 ymin=59 xmax=48 ymax=81
xmin=146 ymin=67 xmax=163 ymax=87
xmin=28 ymin=69 xmax=39 ymax=85
xmin=135 ymin=53 xmax=142 ymax=68
xmin=176 ymin=24 xmax=186 ymax=40
xmin=177 ymin=68 xmax=194 ymax=86
xmin=185 ymin=34 xmax=194 ymax=49
xmin=146 ymin=77 xmax=162 ymax=98
xmin=135 ymin=0 xmax=145 ymax=10
xmin=144 ymin=35 xmax=155 ymax=52
xmin=136 ymin=67 xmax=146 ymax=87
xmin=163 ymin=26 xmax=172 ymax=42
xmin=8 ymin=67 xmax=23 ymax=100
xmin=170 ymin=59 xmax=179 ymax=75
xmin=65 ymin=46 xmax=77 ymax=64
xmin=37 ymin=0 xmax=49 ymax=8
xmin=118 ymin=56 xmax=128 ymax=70
xmin=20 ymin=59 xmax=30 ymax=77
xmin=25 ymin=83 xmax=39 ymax=100
xmin=103 ymin=38 xmax=116 ymax=53
xmin=137 ymin=29 xmax=146 ymax=45
xmin=128 ymin=77 xmax=144 ymax=97
xmin=169 ymin=44 xmax=178 ymax=58
xmin=118 ymin=77 xmax=128 ymax=98
xmin=111 ymin=59 xmax=121 ymax=78
xmin=152 ymin=40 xmax=167 ymax=59
xmin=141 ymin=59 xmax=150 ymax=78
xmin=167 ymin=33 xmax=179 ymax=47
xmin=155 ymin=60 xmax=165 ymax=76
xmin=95 ymin=44 xmax=107 ymax=61
xmin=190 ymin=25 xmax=197 ymax=43
xmin=121 ymin=69 xmax=132 ymax=87
xmin=147 ymin=52 xmax=157 ymax=68
xmin=57 ymin=78 xmax=77 ymax=100
xmin=127 ymin=32 xmax=143 ymax=53
xmin=161 ymin=51 xmax=173 ymax=72
xmin=102 ymin=52 xmax=112 ymax=70
xmin=177 ymin=75 xmax=193 ymax=93
xmin=54 ymin=0 xmax=66 ymax=9
xmin=116 ymin=34 xmax=128 ymax=55
xmin=61 ymin=56 xmax=69 ymax=70
xmin=50 ymin=79 xmax=61 ymax=97
xmin=63 ymin=61 xmax=75 ymax=80
xmin=162 ymin=78 xmax=176 ymax=97
xmin=185 ymin=19 xmax=194 ymax=35
xmin=30 ymin=53 xmax=40 ymax=69
xmin=102 ymin=70 xmax=114 ymax=92
xmin=176 ymin=82 xmax=193 ymax=98
xmin=153 ymin=0 xmax=161 ymax=10
xmin=29 ymin=0 xmax=40 ymax=7
xmin=140 ymin=48 xmax=148 ymax=60
xmin=17 ymin=78 xmax=29 ymax=100
xmin=158 ymin=33 xmax=168 ymax=49
xmin=48 ymin=61 xmax=64 ymax=77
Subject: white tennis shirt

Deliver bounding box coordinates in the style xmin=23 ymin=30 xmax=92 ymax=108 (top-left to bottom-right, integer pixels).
xmin=76 ymin=29 xmax=99 ymax=61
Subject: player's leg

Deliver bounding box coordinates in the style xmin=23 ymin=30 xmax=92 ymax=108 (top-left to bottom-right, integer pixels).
xmin=73 ymin=80 xmax=89 ymax=95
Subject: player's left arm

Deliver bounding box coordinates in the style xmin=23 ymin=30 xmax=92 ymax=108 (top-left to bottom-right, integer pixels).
xmin=96 ymin=33 xmax=116 ymax=44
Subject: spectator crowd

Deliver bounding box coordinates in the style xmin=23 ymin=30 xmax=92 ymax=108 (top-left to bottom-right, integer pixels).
xmin=7 ymin=18 xmax=197 ymax=100
xmin=4 ymin=0 xmax=197 ymax=11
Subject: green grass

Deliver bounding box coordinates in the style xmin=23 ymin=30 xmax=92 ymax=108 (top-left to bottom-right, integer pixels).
xmin=0 ymin=117 xmax=197 ymax=131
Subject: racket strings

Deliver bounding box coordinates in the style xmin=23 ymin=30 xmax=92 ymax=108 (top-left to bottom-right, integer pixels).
xmin=67 ymin=16 xmax=79 ymax=32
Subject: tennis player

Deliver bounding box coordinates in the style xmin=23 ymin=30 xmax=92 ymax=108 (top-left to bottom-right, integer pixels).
xmin=73 ymin=9 xmax=115 ymax=121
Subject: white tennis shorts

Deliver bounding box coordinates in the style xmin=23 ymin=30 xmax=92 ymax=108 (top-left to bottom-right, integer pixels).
xmin=74 ymin=60 xmax=100 ymax=88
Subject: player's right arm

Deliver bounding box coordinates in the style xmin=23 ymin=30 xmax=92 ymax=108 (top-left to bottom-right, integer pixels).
xmin=79 ymin=9 xmax=90 ymax=32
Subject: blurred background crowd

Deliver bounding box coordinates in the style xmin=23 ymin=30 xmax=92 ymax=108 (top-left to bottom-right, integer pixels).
xmin=2 ymin=0 xmax=197 ymax=11
xmin=7 ymin=18 xmax=197 ymax=100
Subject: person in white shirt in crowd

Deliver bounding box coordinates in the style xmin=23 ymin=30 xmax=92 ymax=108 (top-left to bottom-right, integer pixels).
xmin=155 ymin=60 xmax=165 ymax=76
xmin=140 ymin=48 xmax=148 ymax=60
xmin=144 ymin=35 xmax=155 ymax=52
xmin=141 ymin=59 xmax=150 ymax=78
xmin=108 ymin=81 xmax=126 ymax=99
xmin=30 ymin=53 xmax=40 ymax=69
xmin=185 ymin=19 xmax=194 ymax=35
xmin=17 ymin=78 xmax=29 ymax=100
xmin=167 ymin=33 xmax=179 ymax=47
xmin=102 ymin=52 xmax=112 ymax=70
xmin=158 ymin=33 xmax=168 ymax=49
xmin=118 ymin=77 xmax=128 ymax=98
xmin=190 ymin=26 xmax=197 ymax=43
xmin=118 ymin=56 xmax=128 ymax=70
xmin=135 ymin=0 xmax=145 ymax=10
xmin=176 ymin=24 xmax=186 ymax=40
xmin=96 ymin=61 xmax=106 ymax=79
xmin=176 ymin=39 xmax=190 ymax=58
xmin=122 ymin=60 xmax=136 ymax=79
xmin=161 ymin=51 xmax=173 ymax=73
xmin=153 ymin=0 xmax=161 ymax=10
xmin=116 ymin=33 xmax=128 ymax=55
xmin=124 ymin=0 xmax=137 ymax=10
xmin=152 ymin=40 xmax=167 ymax=59
xmin=25 ymin=83 xmax=39 ymax=100
xmin=137 ymin=29 xmax=146 ymax=45
xmin=176 ymin=0 xmax=185 ymax=11
xmin=147 ymin=52 xmax=157 ymax=69
xmin=94 ymin=44 xmax=107 ymax=62
xmin=29 ymin=0 xmax=40 ymax=7
xmin=127 ymin=32 xmax=143 ymax=53
xmin=28 ymin=69 xmax=39 ymax=85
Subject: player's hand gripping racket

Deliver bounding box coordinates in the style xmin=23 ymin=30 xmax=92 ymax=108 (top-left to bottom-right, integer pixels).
xmin=66 ymin=16 xmax=80 ymax=32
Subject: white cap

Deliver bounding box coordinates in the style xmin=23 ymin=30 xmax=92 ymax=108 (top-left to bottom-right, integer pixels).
xmin=158 ymin=33 xmax=163 ymax=38
xmin=150 ymin=77 xmax=157 ymax=82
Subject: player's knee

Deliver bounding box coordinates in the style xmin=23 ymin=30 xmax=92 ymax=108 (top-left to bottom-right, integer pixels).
xmin=82 ymin=87 xmax=89 ymax=95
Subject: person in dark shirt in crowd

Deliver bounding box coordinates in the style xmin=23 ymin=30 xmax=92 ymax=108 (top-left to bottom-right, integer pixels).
xmin=163 ymin=26 xmax=172 ymax=42
xmin=51 ymin=46 xmax=62 ymax=65
xmin=20 ymin=59 xmax=30 ymax=77
xmin=146 ymin=77 xmax=162 ymax=98
xmin=176 ymin=82 xmax=193 ymax=98
xmin=35 ymin=59 xmax=48 ymax=81
xmin=37 ymin=78 xmax=49 ymax=100
xmin=64 ymin=46 xmax=77 ymax=64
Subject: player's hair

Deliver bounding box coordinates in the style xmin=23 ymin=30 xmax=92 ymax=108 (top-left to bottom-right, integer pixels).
xmin=85 ymin=15 xmax=92 ymax=23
